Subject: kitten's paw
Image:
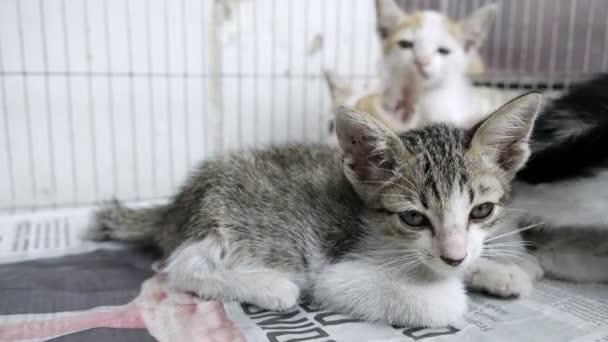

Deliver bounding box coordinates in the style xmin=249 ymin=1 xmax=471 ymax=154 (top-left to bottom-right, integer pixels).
xmin=428 ymin=286 xmax=467 ymax=328
xmin=468 ymin=264 xmax=533 ymax=298
xmin=413 ymin=278 xmax=467 ymax=328
xmin=251 ymin=278 xmax=300 ymax=312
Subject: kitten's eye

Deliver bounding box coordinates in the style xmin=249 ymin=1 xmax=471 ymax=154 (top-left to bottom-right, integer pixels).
xmin=470 ymin=203 xmax=494 ymax=220
xmin=438 ymin=47 xmax=451 ymax=55
xmin=398 ymin=40 xmax=414 ymax=49
xmin=399 ymin=210 xmax=429 ymax=228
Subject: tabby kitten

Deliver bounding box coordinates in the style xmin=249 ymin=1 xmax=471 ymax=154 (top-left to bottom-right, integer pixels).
xmin=89 ymin=94 xmax=542 ymax=328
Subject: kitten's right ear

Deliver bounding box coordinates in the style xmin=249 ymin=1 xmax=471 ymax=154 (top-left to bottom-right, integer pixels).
xmin=324 ymin=70 xmax=353 ymax=105
xmin=335 ymin=106 xmax=409 ymax=183
xmin=469 ymin=93 xmax=542 ymax=178
xmin=376 ymin=0 xmax=404 ymax=39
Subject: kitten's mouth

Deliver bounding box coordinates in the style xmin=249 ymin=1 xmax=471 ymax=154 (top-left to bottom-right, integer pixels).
xmin=416 ymin=67 xmax=430 ymax=79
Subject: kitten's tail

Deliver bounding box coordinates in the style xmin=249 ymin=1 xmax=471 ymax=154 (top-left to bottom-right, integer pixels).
xmin=86 ymin=199 xmax=168 ymax=244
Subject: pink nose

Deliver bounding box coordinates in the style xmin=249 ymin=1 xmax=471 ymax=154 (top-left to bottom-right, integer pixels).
xmin=415 ymin=58 xmax=430 ymax=68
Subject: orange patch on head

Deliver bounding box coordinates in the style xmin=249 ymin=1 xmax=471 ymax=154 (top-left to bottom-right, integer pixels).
xmin=355 ymin=94 xmax=380 ymax=116
xmin=354 ymin=94 xmax=404 ymax=131
xmin=443 ymin=17 xmax=463 ymax=38
xmin=396 ymin=12 xmax=424 ymax=32
xmin=382 ymin=12 xmax=424 ymax=54
xmin=467 ymin=53 xmax=485 ymax=75
xmin=442 ymin=18 xmax=486 ymax=75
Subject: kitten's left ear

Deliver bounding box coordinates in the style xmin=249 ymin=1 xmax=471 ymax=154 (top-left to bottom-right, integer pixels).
xmin=460 ymin=3 xmax=498 ymax=51
xmin=470 ymin=93 xmax=542 ymax=178
xmin=335 ymin=106 xmax=409 ymax=184
xmin=324 ymin=70 xmax=353 ymax=106
xmin=376 ymin=0 xmax=405 ymax=39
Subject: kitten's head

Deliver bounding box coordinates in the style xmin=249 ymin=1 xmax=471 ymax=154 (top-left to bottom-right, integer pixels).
xmin=335 ymin=93 xmax=542 ymax=276
xmin=376 ymin=0 xmax=497 ymax=88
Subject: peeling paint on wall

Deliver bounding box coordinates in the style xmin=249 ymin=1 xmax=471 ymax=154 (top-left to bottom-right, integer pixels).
xmin=207 ymin=0 xmax=252 ymax=153
xmin=208 ymin=0 xmax=225 ymax=152
xmin=307 ymin=34 xmax=324 ymax=57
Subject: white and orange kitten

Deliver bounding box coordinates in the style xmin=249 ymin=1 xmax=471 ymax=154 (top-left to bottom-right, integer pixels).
xmin=323 ymin=1 xmax=509 ymax=136
xmin=323 ymin=70 xmax=409 ymax=139
xmin=376 ymin=0 xmax=527 ymax=129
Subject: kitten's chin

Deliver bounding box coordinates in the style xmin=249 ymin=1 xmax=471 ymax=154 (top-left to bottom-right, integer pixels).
xmin=420 ymin=74 xmax=444 ymax=90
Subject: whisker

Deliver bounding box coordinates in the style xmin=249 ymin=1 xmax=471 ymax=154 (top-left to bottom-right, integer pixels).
xmin=375 ymin=252 xmax=420 ymax=263
xmin=390 ymin=259 xmax=421 ymax=273
xmin=358 ymin=250 xmax=417 ymax=255
xmin=485 ymin=241 xmax=537 ymax=248
xmin=381 ymin=254 xmax=420 ymax=262
xmin=484 ymin=222 xmax=545 ymax=243
xmin=361 ymin=190 xmax=418 ymax=199
xmin=485 ymin=246 xmax=536 ymax=253
xmin=487 ymin=240 xmax=537 ymax=245
xmin=376 ymin=193 xmax=415 ymax=198
xmin=503 ymin=208 xmax=530 ymax=213
xmin=375 ymin=167 xmax=424 ymax=194
xmin=485 ymin=247 xmax=537 ymax=257
xmin=484 ymin=248 xmax=531 ymax=255
xmin=360 ymin=180 xmax=419 ymax=197
xmin=483 ymin=248 xmax=532 ymax=260
xmin=380 ymin=252 xmax=423 ymax=272
xmin=481 ymin=252 xmax=520 ymax=265
xmin=484 ymin=246 xmax=537 ymax=255
xmin=381 ymin=255 xmax=421 ymax=267
xmin=505 ymin=207 xmax=535 ymax=212
xmin=398 ymin=262 xmax=421 ymax=274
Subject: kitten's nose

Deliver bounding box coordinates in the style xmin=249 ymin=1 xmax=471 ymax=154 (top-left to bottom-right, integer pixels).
xmin=440 ymin=255 xmax=466 ymax=267
xmin=415 ymin=58 xmax=430 ymax=68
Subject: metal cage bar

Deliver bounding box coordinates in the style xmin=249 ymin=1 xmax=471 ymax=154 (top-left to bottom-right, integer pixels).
xmin=0 ymin=0 xmax=607 ymax=214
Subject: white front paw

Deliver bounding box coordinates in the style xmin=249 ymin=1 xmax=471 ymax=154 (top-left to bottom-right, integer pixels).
xmin=422 ymin=279 xmax=467 ymax=328
xmin=253 ymin=278 xmax=300 ymax=312
xmin=468 ymin=264 xmax=533 ymax=298
xmin=434 ymin=289 xmax=467 ymax=328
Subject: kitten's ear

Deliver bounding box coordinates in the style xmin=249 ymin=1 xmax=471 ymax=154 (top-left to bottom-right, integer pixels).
xmin=460 ymin=3 xmax=498 ymax=51
xmin=324 ymin=70 xmax=353 ymax=106
xmin=335 ymin=106 xmax=409 ymax=183
xmin=470 ymin=93 xmax=542 ymax=177
xmin=376 ymin=0 xmax=404 ymax=39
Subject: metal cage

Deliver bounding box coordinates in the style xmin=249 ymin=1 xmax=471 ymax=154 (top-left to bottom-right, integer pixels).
xmin=0 ymin=0 xmax=606 ymax=214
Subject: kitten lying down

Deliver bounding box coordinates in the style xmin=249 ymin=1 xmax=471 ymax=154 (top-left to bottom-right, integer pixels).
xmin=89 ymin=94 xmax=542 ymax=328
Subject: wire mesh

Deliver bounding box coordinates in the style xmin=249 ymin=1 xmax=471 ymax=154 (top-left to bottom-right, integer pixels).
xmin=0 ymin=0 xmax=606 ymax=214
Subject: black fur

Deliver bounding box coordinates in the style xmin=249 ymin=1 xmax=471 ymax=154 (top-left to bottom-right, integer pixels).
xmin=517 ymin=74 xmax=608 ymax=184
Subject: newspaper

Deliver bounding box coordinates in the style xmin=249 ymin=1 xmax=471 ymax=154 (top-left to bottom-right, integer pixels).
xmin=0 ymin=208 xmax=120 ymax=264
xmin=1 ymin=209 xmax=608 ymax=342
xmin=225 ymin=280 xmax=608 ymax=342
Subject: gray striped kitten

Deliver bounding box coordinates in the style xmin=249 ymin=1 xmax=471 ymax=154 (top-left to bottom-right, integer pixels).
xmin=89 ymin=94 xmax=541 ymax=328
